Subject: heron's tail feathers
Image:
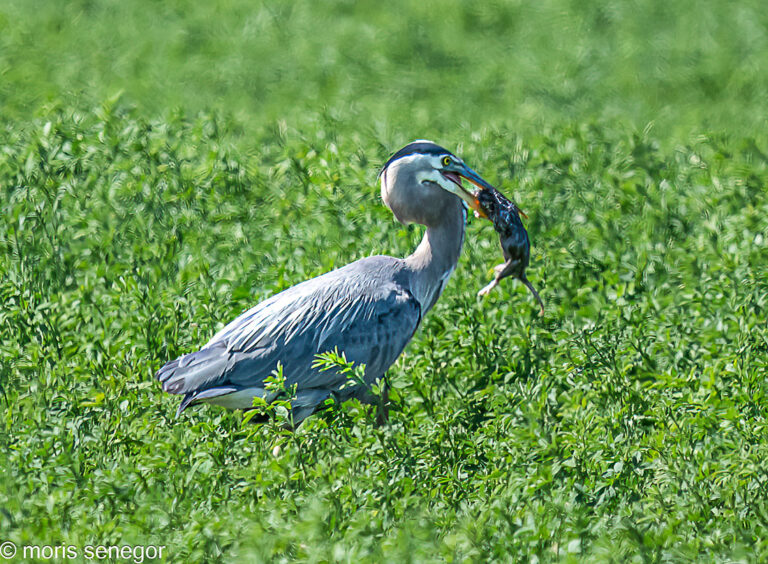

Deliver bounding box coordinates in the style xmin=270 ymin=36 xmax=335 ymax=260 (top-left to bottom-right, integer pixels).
xmin=174 ymin=386 xmax=331 ymax=426
xmin=155 ymin=343 xmax=229 ymax=395
xmin=175 ymin=386 xmax=241 ymax=416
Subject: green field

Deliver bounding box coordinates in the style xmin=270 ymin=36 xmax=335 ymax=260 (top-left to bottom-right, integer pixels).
xmin=2 ymin=0 xmax=768 ymax=561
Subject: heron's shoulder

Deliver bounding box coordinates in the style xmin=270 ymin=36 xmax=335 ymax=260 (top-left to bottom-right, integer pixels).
xmin=313 ymin=255 xmax=413 ymax=304
xmin=260 ymin=255 xmax=405 ymax=300
xmin=327 ymin=254 xmax=406 ymax=283
xmin=205 ymin=255 xmax=411 ymax=350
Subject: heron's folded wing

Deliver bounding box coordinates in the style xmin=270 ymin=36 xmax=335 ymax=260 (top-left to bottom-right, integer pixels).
xmin=156 ymin=258 xmax=421 ymax=398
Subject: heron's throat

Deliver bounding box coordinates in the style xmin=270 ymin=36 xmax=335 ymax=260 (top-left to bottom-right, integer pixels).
xmin=404 ymin=203 xmax=467 ymax=313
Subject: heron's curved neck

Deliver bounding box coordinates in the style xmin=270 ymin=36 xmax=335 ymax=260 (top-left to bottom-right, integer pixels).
xmin=404 ymin=201 xmax=466 ymax=313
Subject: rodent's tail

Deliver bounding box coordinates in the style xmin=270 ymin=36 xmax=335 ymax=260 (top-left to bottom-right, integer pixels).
xmin=520 ymin=274 xmax=544 ymax=316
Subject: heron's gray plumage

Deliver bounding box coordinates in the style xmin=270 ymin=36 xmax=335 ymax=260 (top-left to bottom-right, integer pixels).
xmin=157 ymin=257 xmax=421 ymax=417
xmin=156 ymin=141 xmax=494 ymax=424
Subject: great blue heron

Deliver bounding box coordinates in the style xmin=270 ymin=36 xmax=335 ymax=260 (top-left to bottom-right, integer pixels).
xmin=156 ymin=140 xmax=495 ymax=424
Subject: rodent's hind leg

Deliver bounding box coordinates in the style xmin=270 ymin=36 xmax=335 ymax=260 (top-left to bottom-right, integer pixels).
xmin=477 ymin=278 xmax=499 ymax=297
xmin=493 ymin=259 xmax=519 ymax=281
xmin=479 ymin=260 xmax=514 ymax=297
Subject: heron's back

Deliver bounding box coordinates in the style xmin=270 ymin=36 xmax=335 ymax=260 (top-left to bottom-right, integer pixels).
xmin=156 ymin=255 xmax=422 ymax=420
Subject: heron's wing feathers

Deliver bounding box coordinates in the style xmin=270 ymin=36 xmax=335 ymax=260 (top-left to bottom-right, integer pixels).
xmin=156 ymin=257 xmax=421 ymax=404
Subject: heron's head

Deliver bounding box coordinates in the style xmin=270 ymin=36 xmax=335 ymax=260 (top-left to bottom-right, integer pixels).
xmin=379 ymin=140 xmax=495 ymax=226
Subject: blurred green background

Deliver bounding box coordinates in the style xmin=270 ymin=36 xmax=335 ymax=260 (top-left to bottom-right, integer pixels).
xmin=2 ymin=0 xmax=767 ymax=140
xmin=2 ymin=1 xmax=768 ymax=562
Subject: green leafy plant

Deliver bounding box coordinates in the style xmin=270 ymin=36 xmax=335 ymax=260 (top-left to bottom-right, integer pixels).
xmin=1 ymin=1 xmax=767 ymax=561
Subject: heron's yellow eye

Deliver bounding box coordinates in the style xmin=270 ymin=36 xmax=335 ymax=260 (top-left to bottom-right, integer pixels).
xmin=442 ymin=156 xmax=451 ymax=166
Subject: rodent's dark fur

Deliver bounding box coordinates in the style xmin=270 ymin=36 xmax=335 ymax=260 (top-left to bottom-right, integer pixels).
xmin=475 ymin=188 xmax=544 ymax=315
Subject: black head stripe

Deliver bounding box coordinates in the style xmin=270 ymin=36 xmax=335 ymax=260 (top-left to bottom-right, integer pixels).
xmin=379 ymin=141 xmax=456 ymax=177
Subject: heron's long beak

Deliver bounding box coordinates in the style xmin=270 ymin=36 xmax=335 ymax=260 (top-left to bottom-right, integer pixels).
xmin=442 ymin=163 xmax=496 ymax=219
xmin=456 ymin=164 xmax=496 ymax=194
